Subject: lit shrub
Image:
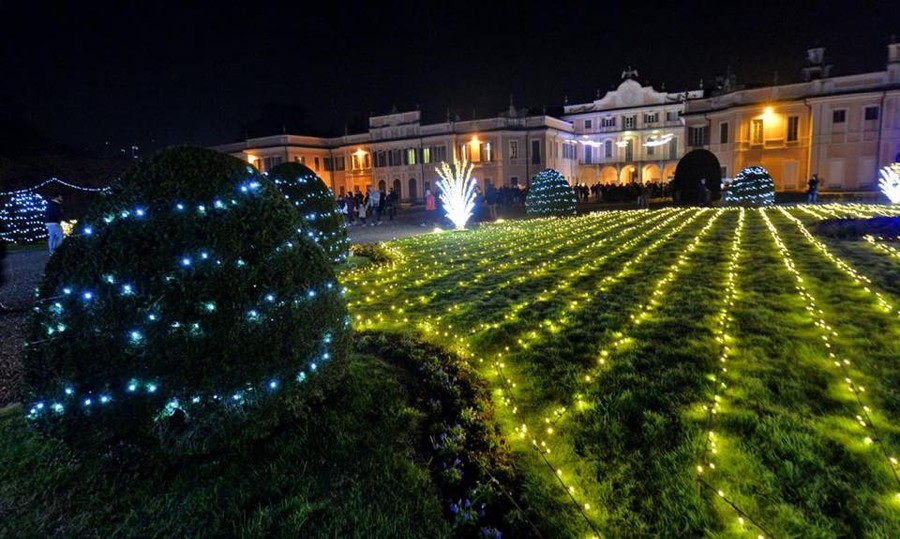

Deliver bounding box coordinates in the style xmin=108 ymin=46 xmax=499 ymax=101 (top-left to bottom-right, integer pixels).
xmin=269 ymin=162 xmax=349 ymax=264
xmin=724 ymin=166 xmax=775 ymax=206
xmin=526 ymin=169 xmax=577 ymax=217
xmin=23 ymin=147 xmax=349 ymax=454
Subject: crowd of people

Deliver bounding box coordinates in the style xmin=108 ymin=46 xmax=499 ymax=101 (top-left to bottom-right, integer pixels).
xmin=574 ymin=181 xmax=673 ymax=204
xmin=336 ymin=174 xmax=786 ymax=227
xmin=337 ymin=186 xmax=400 ymax=226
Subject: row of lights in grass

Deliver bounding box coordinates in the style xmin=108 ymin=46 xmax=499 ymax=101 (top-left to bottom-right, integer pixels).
xmin=539 ymin=208 xmax=720 ymax=439
xmin=344 ymin=210 xmax=632 ymax=316
xmin=340 ymin=211 xmax=699 ymax=533
xmin=484 ymin=210 xmax=665 ymax=320
xmin=342 ymin=205 xmax=900 ymax=533
xmin=780 ymin=207 xmax=897 ymax=319
xmin=691 ymin=209 xmax=770 ymax=537
xmin=760 ymin=209 xmax=900 ymax=499
xmin=343 ymin=207 xmax=725 ymax=533
xmin=500 ymin=209 xmax=695 ymax=340
xmin=27 ymin=172 xmax=347 ymax=424
xmin=441 ymin=208 xmax=723 ymax=532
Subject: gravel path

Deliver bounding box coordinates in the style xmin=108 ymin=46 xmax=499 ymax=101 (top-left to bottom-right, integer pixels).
xmin=1 ymin=249 xmax=47 ymax=407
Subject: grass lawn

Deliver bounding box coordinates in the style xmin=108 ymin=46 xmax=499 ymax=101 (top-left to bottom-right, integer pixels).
xmin=341 ymin=204 xmax=900 ymax=537
xmin=3 ymin=203 xmax=900 ymax=537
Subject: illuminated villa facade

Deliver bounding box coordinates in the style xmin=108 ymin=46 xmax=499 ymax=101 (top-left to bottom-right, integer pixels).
xmin=212 ymin=43 xmax=900 ymax=199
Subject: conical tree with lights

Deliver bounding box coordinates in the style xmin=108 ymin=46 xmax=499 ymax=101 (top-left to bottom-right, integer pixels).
xmin=0 ymin=191 xmax=48 ymax=243
xmin=435 ymin=159 xmax=478 ymax=230
xmin=269 ymin=162 xmax=349 ymax=263
xmin=526 ymin=169 xmax=577 ymax=216
xmin=24 ymin=147 xmax=350 ymax=454
xmin=724 ymin=166 xmax=775 ymax=206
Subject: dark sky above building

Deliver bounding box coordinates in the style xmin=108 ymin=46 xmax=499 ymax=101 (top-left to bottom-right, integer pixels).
xmin=1 ymin=0 xmax=897 ymax=155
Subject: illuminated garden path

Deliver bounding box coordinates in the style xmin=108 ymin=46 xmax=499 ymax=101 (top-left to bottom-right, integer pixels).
xmin=338 ymin=205 xmax=900 ymax=537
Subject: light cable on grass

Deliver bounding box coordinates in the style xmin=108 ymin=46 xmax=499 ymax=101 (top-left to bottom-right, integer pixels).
xmin=697 ymin=478 xmax=776 ymax=539
xmin=762 ymin=208 xmax=900 ymax=494
xmin=692 ymin=209 xmax=771 ymax=537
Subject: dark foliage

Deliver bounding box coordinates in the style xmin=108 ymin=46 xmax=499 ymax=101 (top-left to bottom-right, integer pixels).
xmin=673 ymin=149 xmax=721 ymax=203
xmin=355 ymin=331 xmax=536 ymax=538
xmin=814 ymin=215 xmax=900 ymax=239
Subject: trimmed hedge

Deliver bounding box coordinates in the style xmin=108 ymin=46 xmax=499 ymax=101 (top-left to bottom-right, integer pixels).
xmin=269 ymin=162 xmax=349 ymax=264
xmin=24 ymin=147 xmax=349 ymax=454
xmin=526 ymin=169 xmax=577 ymax=217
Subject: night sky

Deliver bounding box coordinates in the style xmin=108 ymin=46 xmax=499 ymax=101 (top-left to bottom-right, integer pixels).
xmin=1 ymin=0 xmax=896 ymax=156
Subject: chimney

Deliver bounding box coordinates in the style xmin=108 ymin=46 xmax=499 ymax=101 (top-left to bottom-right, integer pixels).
xmin=801 ymin=46 xmax=832 ymax=81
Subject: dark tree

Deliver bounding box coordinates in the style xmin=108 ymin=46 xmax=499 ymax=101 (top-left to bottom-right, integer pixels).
xmin=672 ymin=149 xmax=722 ymax=203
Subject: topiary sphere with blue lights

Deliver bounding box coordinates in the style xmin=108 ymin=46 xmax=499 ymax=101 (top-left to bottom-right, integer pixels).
xmin=24 ymin=147 xmax=350 ymax=454
xmin=268 ymin=162 xmax=349 ymax=263
xmin=526 ymin=169 xmax=577 ymax=217
xmin=0 ymin=191 xmax=48 ymax=244
xmin=724 ymin=166 xmax=776 ymax=206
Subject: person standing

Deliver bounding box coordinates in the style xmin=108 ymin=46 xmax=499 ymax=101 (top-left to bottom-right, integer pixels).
xmin=367 ymin=187 xmax=381 ymax=226
xmin=45 ymin=194 xmax=64 ymax=254
xmin=386 ymin=187 xmax=398 ymax=221
xmin=699 ymin=178 xmax=711 ymax=206
xmin=807 ymin=174 xmax=819 ymax=203
xmin=423 ymin=188 xmax=437 ymax=227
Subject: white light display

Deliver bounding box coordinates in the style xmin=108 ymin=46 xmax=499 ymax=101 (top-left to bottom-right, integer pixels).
xmin=879 ymin=163 xmax=900 ymax=204
xmin=435 ymin=159 xmax=478 ymax=230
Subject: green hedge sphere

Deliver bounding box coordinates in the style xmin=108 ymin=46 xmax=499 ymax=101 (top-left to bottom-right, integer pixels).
xmin=24 ymin=147 xmax=350 ymax=454
xmin=268 ymin=162 xmax=349 ymax=264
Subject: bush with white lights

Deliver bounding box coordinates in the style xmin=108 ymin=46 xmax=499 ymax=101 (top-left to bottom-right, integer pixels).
xmin=269 ymin=162 xmax=349 ymax=263
xmin=526 ymin=168 xmax=577 ymax=217
xmin=24 ymin=147 xmax=350 ymax=454
xmin=0 ymin=191 xmax=48 ymax=243
xmin=880 ymin=163 xmax=900 ymax=204
xmin=724 ymin=166 xmax=775 ymax=206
